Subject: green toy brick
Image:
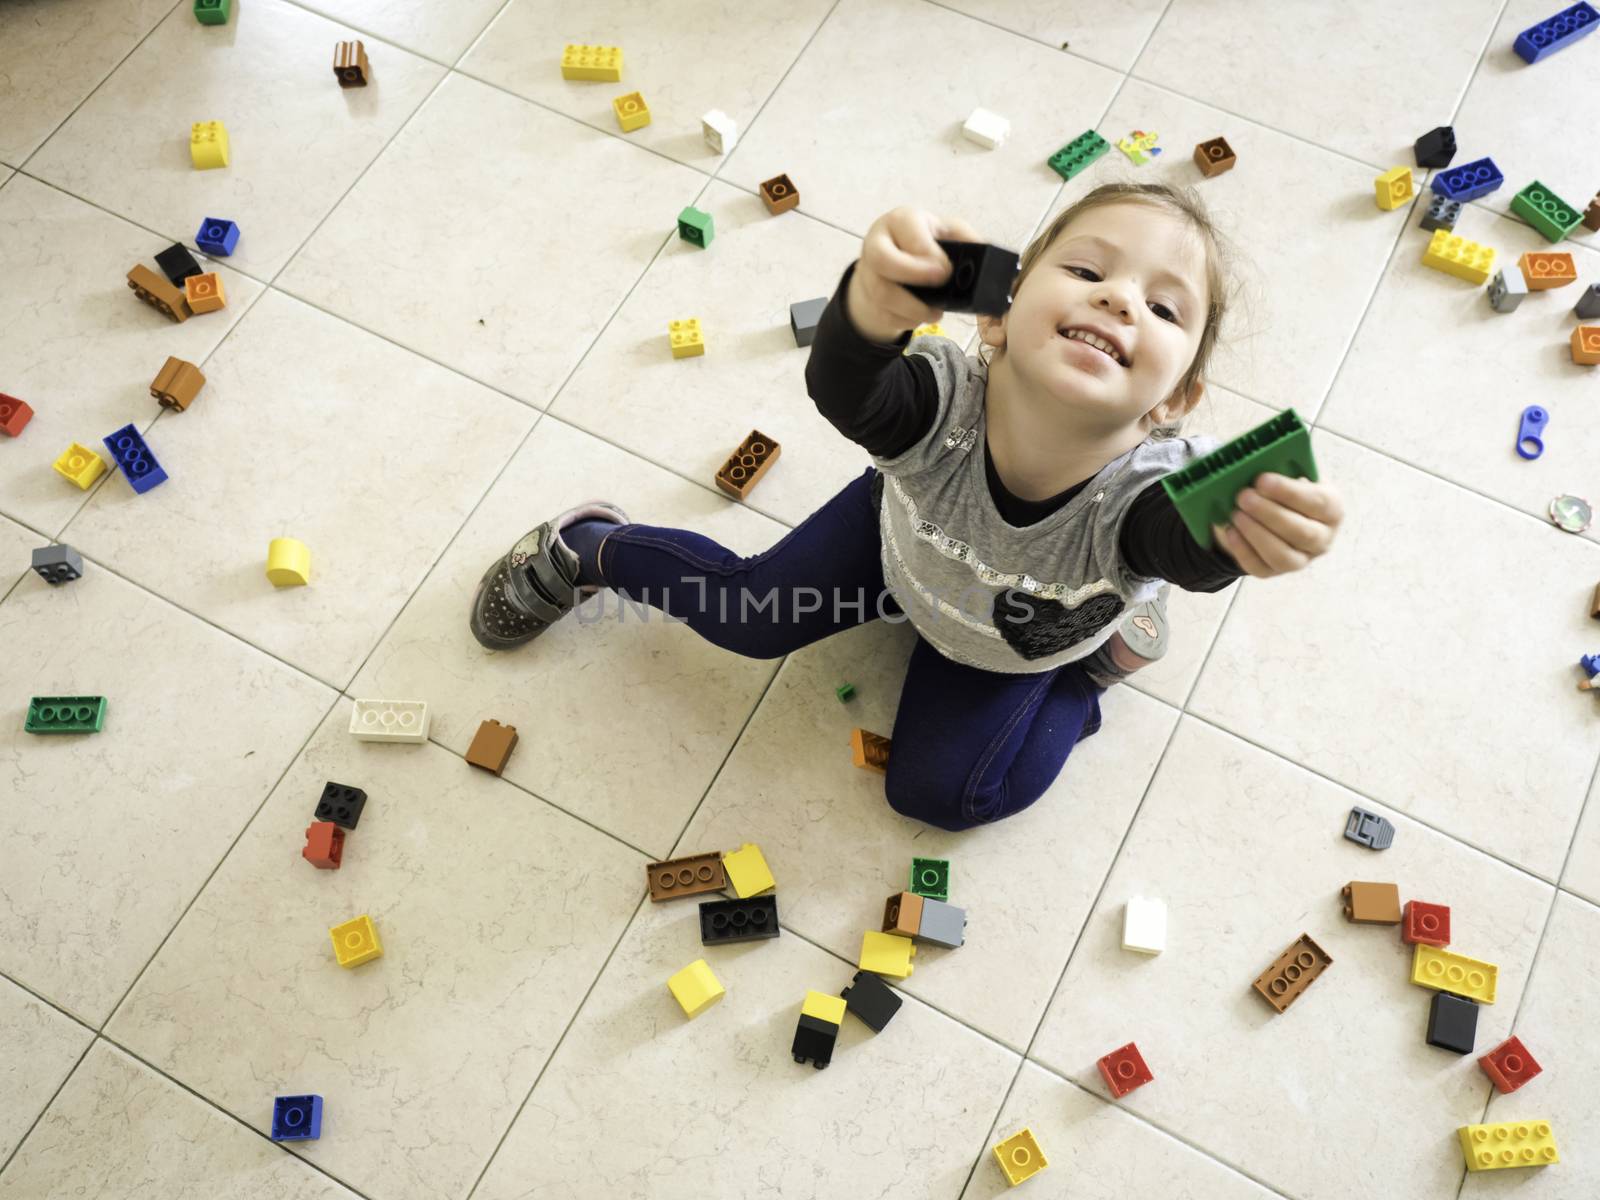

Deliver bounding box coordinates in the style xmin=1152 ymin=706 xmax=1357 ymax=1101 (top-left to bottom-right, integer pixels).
xmin=1510 ymin=180 xmax=1583 ymax=243
xmin=1047 ymin=131 xmax=1109 ymax=181
xmin=835 ymin=683 xmax=855 ymax=702
xmin=676 ymin=205 xmax=714 ymax=249
xmin=910 ymin=857 xmax=950 ymax=902
xmin=193 ymin=0 xmax=230 ymax=24
xmin=1162 ymin=408 xmax=1318 ymax=549
xmin=26 ymin=696 xmax=107 ymax=734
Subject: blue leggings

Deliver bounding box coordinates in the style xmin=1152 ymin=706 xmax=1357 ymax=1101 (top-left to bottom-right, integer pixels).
xmin=591 ymin=467 xmax=1104 ymax=831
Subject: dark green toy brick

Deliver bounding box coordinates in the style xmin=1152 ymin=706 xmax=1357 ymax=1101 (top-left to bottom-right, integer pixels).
xmin=910 ymin=857 xmax=949 ymax=902
xmin=1161 ymin=408 xmax=1319 ymax=549
xmin=194 ymin=0 xmax=230 ymax=24
xmin=1510 ymin=180 xmax=1582 ymax=243
xmin=676 ymin=205 xmax=714 ymax=249
xmin=835 ymin=683 xmax=855 ymax=702
xmin=26 ymin=696 xmax=107 ymax=734
xmin=1047 ymin=131 xmax=1109 ymax=181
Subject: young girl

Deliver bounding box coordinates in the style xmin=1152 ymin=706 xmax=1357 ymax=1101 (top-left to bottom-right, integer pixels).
xmin=469 ymin=183 xmax=1343 ymax=831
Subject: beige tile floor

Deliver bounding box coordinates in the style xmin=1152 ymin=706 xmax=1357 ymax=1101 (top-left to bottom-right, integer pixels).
xmin=2 ymin=1 xmax=1598 ymax=1197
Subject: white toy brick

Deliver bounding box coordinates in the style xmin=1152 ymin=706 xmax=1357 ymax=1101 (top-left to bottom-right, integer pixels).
xmin=962 ymin=107 xmax=1010 ymax=150
xmin=349 ymin=699 xmax=430 ymax=744
xmin=1121 ymin=896 xmax=1166 ymax=955
xmin=701 ymin=109 xmax=737 ymax=155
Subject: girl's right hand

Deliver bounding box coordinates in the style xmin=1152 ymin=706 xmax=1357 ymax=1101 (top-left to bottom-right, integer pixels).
xmin=846 ymin=206 xmax=981 ymax=344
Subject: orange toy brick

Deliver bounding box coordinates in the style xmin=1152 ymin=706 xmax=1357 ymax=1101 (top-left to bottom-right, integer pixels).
xmin=1097 ymin=1041 xmax=1153 ymax=1098
xmin=1572 ymin=326 xmax=1600 ymax=365
xmin=1518 ymin=250 xmax=1576 ymax=289
xmin=760 ymin=174 xmax=799 ymax=215
xmin=1252 ymin=933 xmax=1332 ymax=1013
xmin=127 ymin=264 xmax=190 ymax=322
xmin=334 ymin=40 xmax=369 ymax=87
xmin=1341 ymin=881 xmax=1401 ymax=924
xmin=184 ymin=272 xmax=226 ymax=313
xmin=850 ymin=728 xmax=891 ymax=773
xmin=302 ymin=820 xmax=344 ymax=869
xmin=882 ymin=891 xmax=923 ymax=937
xmin=1194 ymin=136 xmax=1235 ymax=177
xmin=715 ymin=430 xmax=780 ymax=499
xmin=645 ymin=851 xmax=727 ymax=901
xmin=150 ymin=357 xmax=206 ymax=411
xmin=465 ymin=718 xmax=518 ymax=774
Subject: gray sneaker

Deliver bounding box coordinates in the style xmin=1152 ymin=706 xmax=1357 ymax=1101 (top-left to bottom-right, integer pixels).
xmin=1083 ymin=583 xmax=1170 ymax=687
xmin=469 ymin=501 xmax=628 ymax=651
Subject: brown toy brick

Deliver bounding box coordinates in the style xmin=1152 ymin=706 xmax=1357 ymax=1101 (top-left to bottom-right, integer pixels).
xmin=1584 ymin=193 xmax=1600 ymax=233
xmin=302 ymin=820 xmax=344 ymax=869
xmin=883 ymin=891 xmax=923 ymax=937
xmin=150 ymin=356 xmax=206 ymax=411
xmin=184 ymin=272 xmax=226 ymax=314
xmin=1194 ymin=136 xmax=1236 ymax=177
xmin=465 ymin=718 xmax=518 ymax=774
xmin=1341 ymin=881 xmax=1402 ymax=924
xmin=760 ymin=173 xmax=799 ymax=214
xmin=715 ymin=430 xmax=780 ymax=499
xmin=1252 ymin=933 xmax=1332 ymax=1013
xmin=127 ymin=264 xmax=190 ymax=322
xmin=1518 ymin=250 xmax=1576 ymax=290
xmin=1591 ymin=581 xmax=1600 ymax=620
xmin=645 ymin=851 xmax=727 ymax=901
xmin=334 ymin=40 xmax=369 ymax=87
xmin=850 ymin=728 xmax=891 ymax=773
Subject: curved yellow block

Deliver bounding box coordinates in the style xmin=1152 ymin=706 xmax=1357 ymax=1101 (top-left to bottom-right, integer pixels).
xmin=53 ymin=443 xmax=107 ymax=489
xmin=329 ymin=915 xmax=382 ymax=967
xmin=266 ymin=537 xmax=311 ymax=587
xmin=190 ymin=120 xmax=229 ymax=169
xmin=666 ymin=959 xmax=724 ymax=1018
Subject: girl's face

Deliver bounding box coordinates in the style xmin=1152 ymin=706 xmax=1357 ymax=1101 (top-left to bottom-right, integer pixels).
xmin=988 ymin=202 xmax=1209 ymax=430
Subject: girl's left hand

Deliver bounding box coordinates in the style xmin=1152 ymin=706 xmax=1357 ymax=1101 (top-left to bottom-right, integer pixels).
xmin=1213 ymin=473 xmax=1344 ymax=578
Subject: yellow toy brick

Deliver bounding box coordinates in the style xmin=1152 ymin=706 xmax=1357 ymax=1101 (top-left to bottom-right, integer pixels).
xmin=53 ymin=443 xmax=107 ymax=489
xmin=613 ymin=91 xmax=651 ymax=133
xmin=190 ymin=120 xmax=229 ymax=169
xmin=993 ymin=1127 xmax=1048 ymax=1187
xmin=1411 ymin=943 xmax=1497 ymax=1004
xmin=1421 ymin=227 xmax=1494 ymax=285
xmin=800 ymin=989 xmax=846 ymax=1025
xmin=668 ymin=318 xmax=704 ymax=358
xmin=329 ymin=915 xmax=383 ymax=967
xmin=560 ymin=44 xmax=622 ymax=82
xmin=1458 ymin=1120 xmax=1559 ymax=1171
xmin=858 ymin=929 xmax=915 ymax=978
xmin=1375 ymin=166 xmax=1413 ymax=210
xmin=184 ymin=272 xmax=225 ymax=314
xmin=265 ymin=537 xmax=311 ymax=588
xmin=666 ymin=958 xmax=724 ymax=1018
xmin=722 ymin=842 xmax=774 ymax=898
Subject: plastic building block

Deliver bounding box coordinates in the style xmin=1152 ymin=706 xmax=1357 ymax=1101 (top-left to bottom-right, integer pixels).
xmin=466 ymin=718 xmax=518 ymax=774
xmin=1419 ymin=195 xmax=1461 ymax=232
xmin=1592 ymin=582 xmax=1600 ymax=620
xmin=1421 ymin=228 xmax=1495 ymax=285
xmin=1586 ymin=192 xmax=1600 ymax=231
xmin=184 ymin=273 xmax=225 ymax=314
xmin=760 ymin=174 xmax=799 ymax=215
xmin=698 ymin=895 xmax=779 ymax=945
xmin=1048 ymin=130 xmax=1109 ymax=181
xmin=25 ymin=696 xmax=107 ymax=734
xmin=906 ymin=240 xmax=1020 ymax=316
xmin=1122 ymin=895 xmax=1166 ymax=954
xmin=315 ymin=781 xmax=367 ymax=829
xmin=1511 ymin=180 xmax=1583 ymax=242
xmin=666 ymin=959 xmax=723 ymax=1017
xmin=676 ymin=205 xmax=713 ymax=249
xmin=333 ymin=40 xmax=368 ymax=87
xmin=155 ymin=243 xmax=201 ymax=288
xmin=195 ymin=217 xmax=239 ymax=256
xmin=1431 ymin=157 xmax=1502 ymax=202
xmin=264 ymin=537 xmax=310 ymax=587
xmin=1459 ymin=1120 xmax=1559 ymax=1171
xmin=1116 ymin=129 xmax=1161 ymax=166
xmin=1402 ymin=900 xmax=1450 ymax=947
xmin=1513 ymin=1 xmax=1597 ymax=62
xmin=1413 ymin=125 xmax=1456 ymax=169
xmin=1411 ymin=943 xmax=1497 ymax=1003
xmin=1162 ymin=408 xmax=1317 ymax=549
xmin=1576 ymin=283 xmax=1600 ymax=319
xmin=714 ymin=430 xmax=779 ymax=499
xmin=849 ymin=728 xmax=890 ymax=773
xmin=0 ymin=394 xmax=32 ymax=437
xmin=53 ymin=444 xmax=106 ymax=489
xmin=722 ymin=842 xmax=775 ymax=898
xmin=329 ymin=915 xmax=382 ymax=967
xmin=1341 ymin=881 xmax=1401 ymax=924
xmin=102 ymin=424 xmax=167 ymax=493
xmin=1582 ymin=652 xmax=1600 ymax=675
xmin=1427 ymin=991 xmax=1479 ymax=1054
xmin=612 ymin=92 xmax=650 ymax=133
xmin=1252 ymin=933 xmax=1332 ymax=1013
xmin=668 ymin=318 xmax=704 ymax=359
xmin=1480 ymin=1036 xmax=1542 ymax=1093
xmin=1375 ymin=166 xmax=1414 ymax=210
xmin=1572 ymin=326 xmax=1600 ymax=365
xmin=801 ymin=989 xmax=846 ymax=1026
xmin=127 ymin=264 xmax=190 ymax=322
xmin=790 ymin=297 xmax=826 ymax=347
xmin=646 ymin=851 xmax=727 ymax=901
xmin=840 ymin=969 xmax=901 ymax=1031
xmin=1488 ymin=265 xmax=1529 ymax=313
xmin=561 ymin=44 xmax=622 ymax=82
xmin=1193 ymin=136 xmax=1235 ymax=177
xmin=859 ymin=930 xmax=915 ymax=977
xmin=1518 ymin=405 xmax=1550 ymax=459
xmin=1518 ymin=250 xmax=1576 ymax=289
xmin=302 ymin=821 xmax=344 ymax=869
xmin=915 ymin=897 xmax=966 ymax=948
xmin=349 ymin=699 xmax=429 ymax=744
xmin=883 ymin=891 xmax=922 ymax=938
xmin=1097 ymin=1042 xmax=1154 ymax=1098
xmin=962 ymin=107 xmax=1010 ymax=149
xmin=792 ymin=1013 xmax=840 ymax=1069
xmin=150 ymin=357 xmax=205 ymax=411
xmin=834 ymin=682 xmax=855 ymax=703
xmin=270 ymin=1095 xmax=321 ymax=1141
xmin=31 ymin=544 xmax=84 ymax=585
xmin=700 ymin=108 xmax=736 ymax=154
xmin=194 ymin=0 xmax=230 ymax=25
xmin=992 ymin=1127 xmax=1048 ymax=1187
xmin=910 ymin=857 xmax=949 ymax=901
xmin=190 ymin=120 xmax=229 ymax=169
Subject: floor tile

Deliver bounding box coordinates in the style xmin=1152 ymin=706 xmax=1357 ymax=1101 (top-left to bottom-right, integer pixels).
xmin=60 ymin=288 xmax=534 ymax=688
xmin=0 ymin=1040 xmax=360 ymax=1199
xmin=293 ymin=0 xmax=506 ymax=64
xmin=1561 ymin=774 xmax=1600 ymax=906
xmin=0 ymin=0 xmax=173 ymax=166
xmin=0 ymin=514 xmax=44 ymax=594
xmin=0 ymin=175 xmax=263 ymax=535
xmin=936 ymin=0 xmax=1172 ymax=71
xmin=1132 ymin=0 xmax=1505 ymax=169
xmin=349 ymin=416 xmax=781 ymax=857
xmin=1189 ymin=432 xmax=1599 ymax=880
xmin=1031 ymin=717 xmax=1553 ymax=1200
xmin=25 ymin=0 xmax=446 ymax=279
xmin=722 ymin=0 xmax=1121 ymax=244
xmin=460 ymin=0 xmax=835 ymax=170
xmin=105 ymin=702 xmax=646 ymax=1200
xmin=471 ymin=894 xmax=1020 ymax=1200
xmin=676 ymin=618 xmax=1179 ymax=1049
xmin=277 ymin=71 xmax=707 ymax=408
xmin=2 ymin=558 xmax=333 ymax=1026
xmin=0 ymin=977 xmax=92 ymax=1163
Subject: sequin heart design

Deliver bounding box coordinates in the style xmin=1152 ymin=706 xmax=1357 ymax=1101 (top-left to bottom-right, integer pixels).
xmin=991 ymin=590 xmax=1125 ymax=661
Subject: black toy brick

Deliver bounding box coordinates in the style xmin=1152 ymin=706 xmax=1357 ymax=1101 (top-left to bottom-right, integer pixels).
xmin=1344 ymin=806 xmax=1394 ymax=849
xmin=698 ymin=895 xmax=780 ymax=945
xmin=906 ymin=240 xmax=1020 ymax=315
xmin=31 ymin=544 xmax=84 ymax=585
xmin=1426 ymin=991 xmax=1479 ymax=1054
xmin=840 ymin=969 xmax=902 ymax=1032
xmin=155 ymin=243 xmax=203 ymax=288
xmin=1414 ymin=125 xmax=1457 ymax=170
xmin=791 ymin=1013 xmax=840 ymax=1069
xmin=315 ymin=781 xmax=367 ymax=829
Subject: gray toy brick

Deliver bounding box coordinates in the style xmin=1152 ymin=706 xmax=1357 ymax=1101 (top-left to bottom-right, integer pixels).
xmin=1575 ymin=283 xmax=1600 ymax=320
xmin=1487 ymin=266 xmax=1528 ymax=313
xmin=789 ymin=297 xmax=827 ymax=347
xmin=914 ymin=897 xmax=967 ymax=948
xmin=1419 ymin=196 xmax=1462 ymax=232
xmin=31 ymin=543 xmax=84 ymax=585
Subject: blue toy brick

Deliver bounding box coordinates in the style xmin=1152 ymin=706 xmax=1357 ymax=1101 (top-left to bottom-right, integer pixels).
xmin=195 ymin=217 xmax=239 ymax=256
xmin=1580 ymin=653 xmax=1600 ymax=676
xmin=1513 ymin=1 xmax=1598 ymax=62
xmin=1344 ymin=807 xmax=1394 ymax=850
xmin=1431 ymin=157 xmax=1503 ymax=203
xmin=271 ymin=1095 xmax=323 ymax=1141
xmin=101 ymin=424 xmax=167 ymax=493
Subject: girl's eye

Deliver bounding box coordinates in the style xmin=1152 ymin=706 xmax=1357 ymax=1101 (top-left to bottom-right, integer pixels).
xmin=1150 ymin=302 xmax=1178 ymax=324
xmin=1066 ymin=265 xmax=1100 ymax=281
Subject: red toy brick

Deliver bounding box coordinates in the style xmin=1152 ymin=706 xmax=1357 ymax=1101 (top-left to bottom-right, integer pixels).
xmin=0 ymin=394 xmax=32 ymax=437
xmin=1401 ymin=900 xmax=1450 ymax=947
xmin=1479 ymin=1035 xmax=1541 ymax=1094
xmin=1097 ymin=1042 xmax=1153 ymax=1098
xmin=302 ymin=820 xmax=344 ymax=869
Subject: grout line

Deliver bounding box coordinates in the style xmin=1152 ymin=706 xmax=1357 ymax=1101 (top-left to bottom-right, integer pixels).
xmin=0 ymin=1035 xmax=100 ymax=1180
